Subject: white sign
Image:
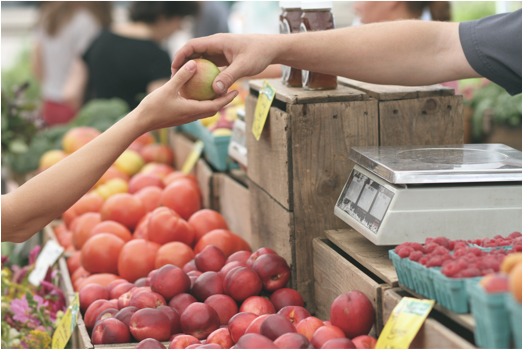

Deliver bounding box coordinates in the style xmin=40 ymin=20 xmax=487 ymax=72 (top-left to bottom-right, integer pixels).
xmin=29 ymin=240 xmax=64 ymax=286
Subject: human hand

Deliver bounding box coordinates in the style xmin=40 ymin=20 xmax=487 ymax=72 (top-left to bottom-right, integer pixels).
xmin=135 ymin=60 xmax=239 ymax=132
xmin=171 ymin=33 xmax=279 ymax=96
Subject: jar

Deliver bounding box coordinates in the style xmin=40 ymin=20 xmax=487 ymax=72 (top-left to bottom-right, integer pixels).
xmin=300 ymin=1 xmax=337 ymax=90
xmin=280 ymin=2 xmax=303 ymax=87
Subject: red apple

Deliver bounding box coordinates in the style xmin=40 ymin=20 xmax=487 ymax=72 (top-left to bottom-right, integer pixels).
xmin=224 ymin=267 xmax=262 ymax=302
xmin=195 ymin=245 xmax=227 ymax=272
xmin=226 ymin=251 xmax=252 ymax=265
xmin=228 ymin=312 xmax=257 ymax=343
xmin=235 ymin=333 xmax=277 ymax=349
xmin=252 ymin=254 xmax=290 ymax=291
xmin=84 ymin=300 xmax=118 ymax=331
xmin=180 ymin=303 xmax=221 ymax=340
xmin=322 ymin=338 xmax=357 ymax=349
xmin=130 ymin=308 xmax=171 ymax=341
xmin=274 ymin=333 xmax=310 ymax=349
xmin=80 ymin=284 xmax=109 ymax=314
xmin=239 ymin=296 xmax=276 ymax=316
xmin=247 ymin=248 xmax=278 ymax=267
xmin=204 ymin=294 xmax=238 ymax=326
xmin=330 ymin=291 xmax=375 ymax=339
xmin=351 ymin=335 xmax=377 ymax=349
xmin=110 ymin=282 xmax=135 ymax=300
xmin=270 ymin=288 xmax=304 ymax=312
xmin=311 ymin=325 xmax=345 ymax=349
xmin=169 ymin=293 xmax=197 ymax=315
xmin=130 ymin=291 xmax=167 ymax=309
xmin=207 ymin=327 xmax=233 ymax=348
xmin=168 ymin=334 xmax=201 ymax=349
xmin=151 ymin=264 xmax=191 ymax=301
xmin=260 ymin=314 xmax=297 ymax=341
xmin=296 ymin=317 xmax=324 ymax=341
xmin=114 ymin=306 xmax=138 ymax=327
xmin=278 ymin=306 xmax=311 ymax=326
xmin=92 ymin=318 xmax=131 ymax=344
xmin=192 ymin=272 xmax=224 ymax=301
xmin=136 ymin=338 xmax=166 ymax=349
xmin=245 ymin=314 xmax=269 ymax=334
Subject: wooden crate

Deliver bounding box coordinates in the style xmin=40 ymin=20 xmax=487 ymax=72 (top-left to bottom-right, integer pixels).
xmin=169 ymin=128 xmax=196 ymax=174
xmin=383 ymin=289 xmax=476 ymax=348
xmin=313 ymin=238 xmax=391 ymax=335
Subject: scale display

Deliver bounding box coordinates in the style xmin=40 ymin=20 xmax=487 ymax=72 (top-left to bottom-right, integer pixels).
xmin=336 ymin=169 xmax=395 ymax=234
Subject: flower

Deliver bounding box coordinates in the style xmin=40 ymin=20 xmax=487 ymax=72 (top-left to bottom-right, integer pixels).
xmin=10 ymin=295 xmax=40 ymax=326
xmin=1 ymin=255 xmax=9 ymax=265
xmin=28 ymin=246 xmax=41 ymax=266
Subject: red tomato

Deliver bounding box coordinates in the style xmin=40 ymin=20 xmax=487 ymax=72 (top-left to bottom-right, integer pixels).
xmin=81 ymin=233 xmax=125 ymax=274
xmin=118 ymin=239 xmax=161 ymax=283
xmin=134 ymin=186 xmax=163 ymax=213
xmin=77 ymin=274 xmax=121 ymax=291
xmin=100 ymin=193 xmax=146 ymax=230
xmin=72 ymin=212 xmax=101 ymax=250
xmin=155 ymin=242 xmax=195 ymax=269
xmin=67 ymin=251 xmax=82 ymax=275
xmin=194 ymin=229 xmax=249 ymax=257
xmin=89 ymin=220 xmax=132 ymax=242
xmin=147 ymin=207 xmax=195 ymax=246
xmin=188 ymin=209 xmax=229 ymax=243
xmin=160 ymin=181 xmax=201 ymax=220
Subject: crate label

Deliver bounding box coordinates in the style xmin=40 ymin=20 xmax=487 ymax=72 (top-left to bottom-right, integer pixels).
xmin=52 ymin=293 xmax=79 ymax=349
xmin=182 ymin=140 xmax=204 ymax=174
xmin=28 ymin=240 xmax=64 ymax=286
xmin=252 ymin=80 xmax=276 ymax=141
xmin=376 ymin=297 xmax=434 ymax=349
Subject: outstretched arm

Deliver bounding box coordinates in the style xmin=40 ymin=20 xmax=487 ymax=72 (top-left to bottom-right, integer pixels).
xmin=172 ymin=20 xmax=479 ymax=94
xmin=1 ymin=61 xmax=238 ymax=243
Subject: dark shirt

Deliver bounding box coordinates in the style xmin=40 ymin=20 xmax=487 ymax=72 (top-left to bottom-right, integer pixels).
xmin=82 ymin=31 xmax=172 ymax=109
xmin=459 ymin=9 xmax=522 ymax=96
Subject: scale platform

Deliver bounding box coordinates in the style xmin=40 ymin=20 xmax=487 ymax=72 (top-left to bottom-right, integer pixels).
xmin=334 ymin=144 xmax=522 ymax=245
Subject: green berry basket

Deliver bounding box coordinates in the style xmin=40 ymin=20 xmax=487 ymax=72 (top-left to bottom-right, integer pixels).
xmin=507 ymin=294 xmax=522 ymax=349
xmin=389 ymin=250 xmax=415 ymax=291
xmin=410 ymin=262 xmax=437 ymax=299
xmin=431 ymin=268 xmax=481 ymax=314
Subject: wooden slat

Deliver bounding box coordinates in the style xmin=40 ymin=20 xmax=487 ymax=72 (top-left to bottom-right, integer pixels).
xmin=249 ymin=79 xmax=367 ymax=104
xmin=245 ymin=96 xmax=293 ymax=210
xmin=383 ymin=289 xmax=477 ymax=349
xmin=214 ymin=173 xmax=252 ymax=246
xmin=379 ymin=96 xmax=464 ymax=146
xmin=169 ymin=129 xmax=196 ymax=174
xmin=195 ymin=159 xmax=214 ymax=209
xmin=338 ymin=77 xmax=455 ymax=101
xmin=290 ymin=100 xmax=379 ymax=314
xmin=325 ymin=229 xmax=399 ymax=287
xmin=313 ymin=238 xmax=389 ymax=335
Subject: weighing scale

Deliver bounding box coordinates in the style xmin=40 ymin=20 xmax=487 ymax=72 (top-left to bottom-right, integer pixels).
xmin=334 ymin=144 xmax=522 ymax=245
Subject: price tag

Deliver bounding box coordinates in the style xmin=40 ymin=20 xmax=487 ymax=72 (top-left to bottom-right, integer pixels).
xmin=28 ymin=240 xmax=64 ymax=286
xmin=376 ymin=297 xmax=435 ymax=349
xmin=181 ymin=140 xmax=204 ymax=174
xmin=252 ymin=80 xmax=276 ymax=141
xmin=52 ymin=293 xmax=80 ymax=349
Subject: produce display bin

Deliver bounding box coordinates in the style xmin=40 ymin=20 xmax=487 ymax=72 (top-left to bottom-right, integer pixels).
xmin=507 ymin=294 xmax=522 ymax=349
xmin=246 ymin=78 xmax=462 ymax=311
xmin=467 ymin=281 xmax=511 ymax=349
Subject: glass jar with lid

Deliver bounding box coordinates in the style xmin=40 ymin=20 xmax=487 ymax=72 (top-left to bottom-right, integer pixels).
xmin=279 ymin=1 xmax=303 ymax=87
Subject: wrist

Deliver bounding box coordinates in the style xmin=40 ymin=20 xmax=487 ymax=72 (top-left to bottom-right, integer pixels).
xmin=122 ymin=107 xmax=149 ymax=139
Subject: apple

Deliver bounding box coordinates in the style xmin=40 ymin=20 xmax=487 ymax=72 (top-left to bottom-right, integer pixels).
xmin=169 ymin=293 xmax=198 ymax=315
xmin=351 ymin=335 xmax=377 ymax=349
xmin=151 ymin=264 xmax=191 ymax=301
xmin=204 ymin=294 xmax=238 ymax=325
xmin=180 ymin=303 xmax=221 ymax=340
xmin=180 ymin=59 xmax=220 ymax=101
xmin=168 ymin=334 xmax=201 ymax=349
xmin=270 ymin=288 xmax=304 ymax=312
xmin=260 ymin=314 xmax=297 ymax=341
xmin=129 ymin=291 xmax=166 ymax=309
xmin=310 ymin=325 xmax=345 ymax=349
xmin=136 ymin=338 xmax=166 ymax=349
xmin=228 ymin=312 xmax=257 ymax=343
xmin=92 ymin=318 xmax=131 ymax=344
xmin=296 ymin=317 xmax=323 ymax=341
xmin=247 ymin=248 xmax=278 ymax=267
xmin=195 ymin=245 xmax=227 ymax=272
xmin=252 ymin=254 xmax=290 ymax=291
xmin=192 ymin=272 xmax=224 ymax=301
xmin=80 ymin=284 xmax=109 ymax=314
xmin=278 ymin=306 xmax=310 ymax=326
xmin=206 ymin=328 xmax=233 ymax=349
xmin=224 ymin=267 xmax=262 ymax=302
xmin=273 ymin=333 xmax=310 ymax=349
xmin=330 ymin=291 xmax=375 ymax=339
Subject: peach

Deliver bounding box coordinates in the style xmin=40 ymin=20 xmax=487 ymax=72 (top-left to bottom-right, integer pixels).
xmin=219 ymin=261 xmax=248 ymax=280
xmin=136 ymin=338 xmax=166 ymax=349
xmin=135 ymin=278 xmax=148 ymax=287
xmin=151 ymin=264 xmax=191 ymax=301
xmin=140 ymin=144 xmax=174 ymax=165
xmin=296 ymin=317 xmax=323 ymax=341
xmin=188 ymin=271 xmax=203 ymax=278
xmin=114 ymin=306 xmax=138 ymax=327
xmin=195 ymin=245 xmax=227 ymax=272
xmin=118 ymin=291 xmax=133 ymax=309
xmin=110 ymin=283 xmax=135 ymax=300
xmin=109 ymin=299 xmax=119 ymax=308
xmin=270 ymin=288 xmax=304 ymax=312
xmin=180 ymin=59 xmax=220 ymax=101
xmin=235 ymin=333 xmax=277 ymax=349
xmin=38 ymin=149 xmax=67 ymax=172
xmin=180 ymin=303 xmax=221 ymax=340
xmin=252 ymin=254 xmax=290 ymax=292
xmin=207 ymin=328 xmax=233 ymax=349
xmin=95 ymin=308 xmax=119 ymax=325
xmin=80 ymin=284 xmax=109 ymax=314
xmin=311 ymin=325 xmax=346 ymax=349
xmin=130 ymin=308 xmax=172 ymax=341
xmin=158 ymin=305 xmax=182 ymax=335
xmin=351 ymin=335 xmax=377 ymax=349
xmin=273 ymin=333 xmax=310 ymax=349
xmin=186 ymin=345 xmax=202 ymax=349
xmin=224 ymin=267 xmax=262 ymax=302
xmin=107 ymin=279 xmax=129 ymax=295
xmin=501 ymin=253 xmax=522 ymax=274
xmin=245 ymin=314 xmax=269 ymax=334
xmin=168 ymin=334 xmax=201 ymax=349
xmin=62 ymin=126 xmax=101 ymax=154
xmin=198 ymin=344 xmax=223 ymax=349
xmin=130 ymin=291 xmax=166 ymax=309
xmin=192 ymin=272 xmax=224 ymax=301
xmin=509 ymin=262 xmax=522 ymax=302
xmin=169 ymin=293 xmax=198 ymax=315
xmin=260 ymin=314 xmax=297 ymax=341
xmin=92 ymin=318 xmax=131 ymax=344
xmin=278 ymin=306 xmax=310 ymax=326
xmin=134 ymin=186 xmax=163 ymax=213
xmin=322 ymin=338 xmax=357 ymax=349
xmin=480 ymin=273 xmax=510 ymax=293
xmin=227 ymin=312 xmax=257 ymax=343
xmin=239 ymin=296 xmax=276 ymax=316
xmin=226 ymin=251 xmax=252 ymax=265
xmin=184 ymin=259 xmax=198 ymax=273
xmin=247 ymin=248 xmax=277 ymax=267
xmin=330 ymin=291 xmax=375 ymax=339
xmin=204 ymin=294 xmax=238 ymax=326
xmin=84 ymin=299 xmax=118 ymax=331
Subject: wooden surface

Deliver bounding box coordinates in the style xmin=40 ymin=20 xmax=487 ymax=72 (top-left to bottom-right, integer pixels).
xmin=338 ymin=77 xmax=455 ymax=101
xmin=325 ymin=229 xmax=399 ymax=286
xmin=249 ymin=181 xmax=296 ymax=291
xmin=383 ymin=289 xmax=477 ymax=349
xmin=245 ymin=96 xmax=293 ymax=209
xmin=214 ymin=173 xmax=252 ymax=246
xmin=313 ymin=238 xmax=390 ymax=335
xmin=249 ymin=79 xmax=367 ymax=104
xmin=290 ymin=100 xmax=379 ymax=312
xmin=169 ymin=128 xmax=196 ymax=173
xmin=195 ymin=159 xmax=214 ymax=209
xmin=379 ymin=96 xmax=464 ymax=146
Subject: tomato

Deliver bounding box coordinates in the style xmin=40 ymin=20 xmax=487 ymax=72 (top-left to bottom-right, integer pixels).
xmin=89 ymin=220 xmax=132 ymax=243
xmin=77 ymin=273 xmax=121 ymax=291
xmin=133 ymin=186 xmax=163 ymax=213
xmin=160 ymin=180 xmax=201 ymax=220
xmin=188 ymin=209 xmax=229 ymax=243
xmin=62 ymin=193 xmax=104 ymax=228
xmin=71 ymin=266 xmax=91 ymax=284
xmin=128 ymin=173 xmax=164 ymax=194
xmin=57 ymin=231 xmax=73 ymax=248
xmin=67 ymin=251 xmax=82 ymax=275
xmin=163 ymin=172 xmax=198 ymax=187
xmin=194 ymin=229 xmax=251 ymax=257
xmin=133 ymin=213 xmax=151 ymax=240
xmin=72 ymin=212 xmax=102 ymax=250
xmin=155 ymin=242 xmax=195 ymax=269
xmin=139 ymin=144 xmax=174 ymax=165
xmin=96 ymin=166 xmax=130 ymax=187
xmin=140 ymin=163 xmax=174 ymax=179
xmin=118 ymin=239 xmax=161 ymax=283
xmin=147 ymin=207 xmax=195 ymax=246
xmin=81 ymin=233 xmax=125 ymax=274
xmin=100 ymin=193 xmax=146 ymax=230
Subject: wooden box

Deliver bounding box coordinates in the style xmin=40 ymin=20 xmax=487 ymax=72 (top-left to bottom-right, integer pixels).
xmin=245 ymin=78 xmax=462 ymax=311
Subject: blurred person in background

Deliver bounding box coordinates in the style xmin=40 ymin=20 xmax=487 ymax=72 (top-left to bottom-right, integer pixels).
xmin=63 ymin=1 xmax=198 ymax=111
xmin=193 ymin=1 xmax=230 ymax=37
xmin=32 ymin=1 xmax=112 ymax=126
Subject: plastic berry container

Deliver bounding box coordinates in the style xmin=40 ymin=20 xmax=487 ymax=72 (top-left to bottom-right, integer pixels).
xmin=389 ymin=250 xmax=415 ymax=291
xmin=431 ymin=268 xmax=481 ymax=314
xmin=410 ymin=262 xmax=437 ymax=299
xmin=506 ymin=294 xmax=522 ymax=349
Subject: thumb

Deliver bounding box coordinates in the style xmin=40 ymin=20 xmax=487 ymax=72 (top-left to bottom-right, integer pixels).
xmin=168 ymin=60 xmax=197 ymax=90
xmin=212 ymin=62 xmax=247 ymax=95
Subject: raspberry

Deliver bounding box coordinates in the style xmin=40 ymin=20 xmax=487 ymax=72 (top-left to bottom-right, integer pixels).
xmin=408 ymin=251 xmax=424 ymax=262
xmin=454 ymin=243 xmax=468 ymax=251
xmin=509 ymin=232 xmax=522 ymax=239
xmin=433 ymin=237 xmax=451 ymax=249
xmin=419 ymin=257 xmax=429 ymax=265
xmin=448 ymin=240 xmax=456 ymax=251
xmin=479 ymin=256 xmax=500 ymax=271
xmin=460 ymin=268 xmax=481 ymax=278
xmin=424 ymin=243 xmax=439 ymax=254
xmin=442 ymin=262 xmax=460 ymax=277
xmin=397 ymin=246 xmax=413 ymax=258
xmin=410 ymin=243 xmax=425 ymax=253
xmin=494 ymin=235 xmax=503 ymax=239
xmin=426 ymin=256 xmax=443 ymax=267
xmin=425 ymin=237 xmax=433 ymax=245
xmin=434 ymin=246 xmax=451 ymax=256
xmin=469 ymin=248 xmax=483 ymax=257
xmin=441 ymin=259 xmax=454 ymax=267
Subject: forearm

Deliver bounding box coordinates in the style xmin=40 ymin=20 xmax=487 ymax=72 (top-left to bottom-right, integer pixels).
xmin=1 ymin=109 xmax=146 ymax=242
xmin=275 ymin=21 xmax=479 ymax=85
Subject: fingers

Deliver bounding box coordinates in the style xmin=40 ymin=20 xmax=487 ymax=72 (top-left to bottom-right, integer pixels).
xmin=167 ymin=60 xmax=197 ymax=90
xmin=212 ymin=61 xmax=251 ymax=95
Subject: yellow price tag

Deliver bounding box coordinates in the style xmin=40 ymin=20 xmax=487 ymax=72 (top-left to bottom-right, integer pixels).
xmin=52 ymin=293 xmax=80 ymax=349
xmin=376 ymin=297 xmax=434 ymax=349
xmin=159 ymin=128 xmax=169 ymax=145
xmin=182 ymin=140 xmax=204 ymax=174
xmin=252 ymin=80 xmax=276 ymax=141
